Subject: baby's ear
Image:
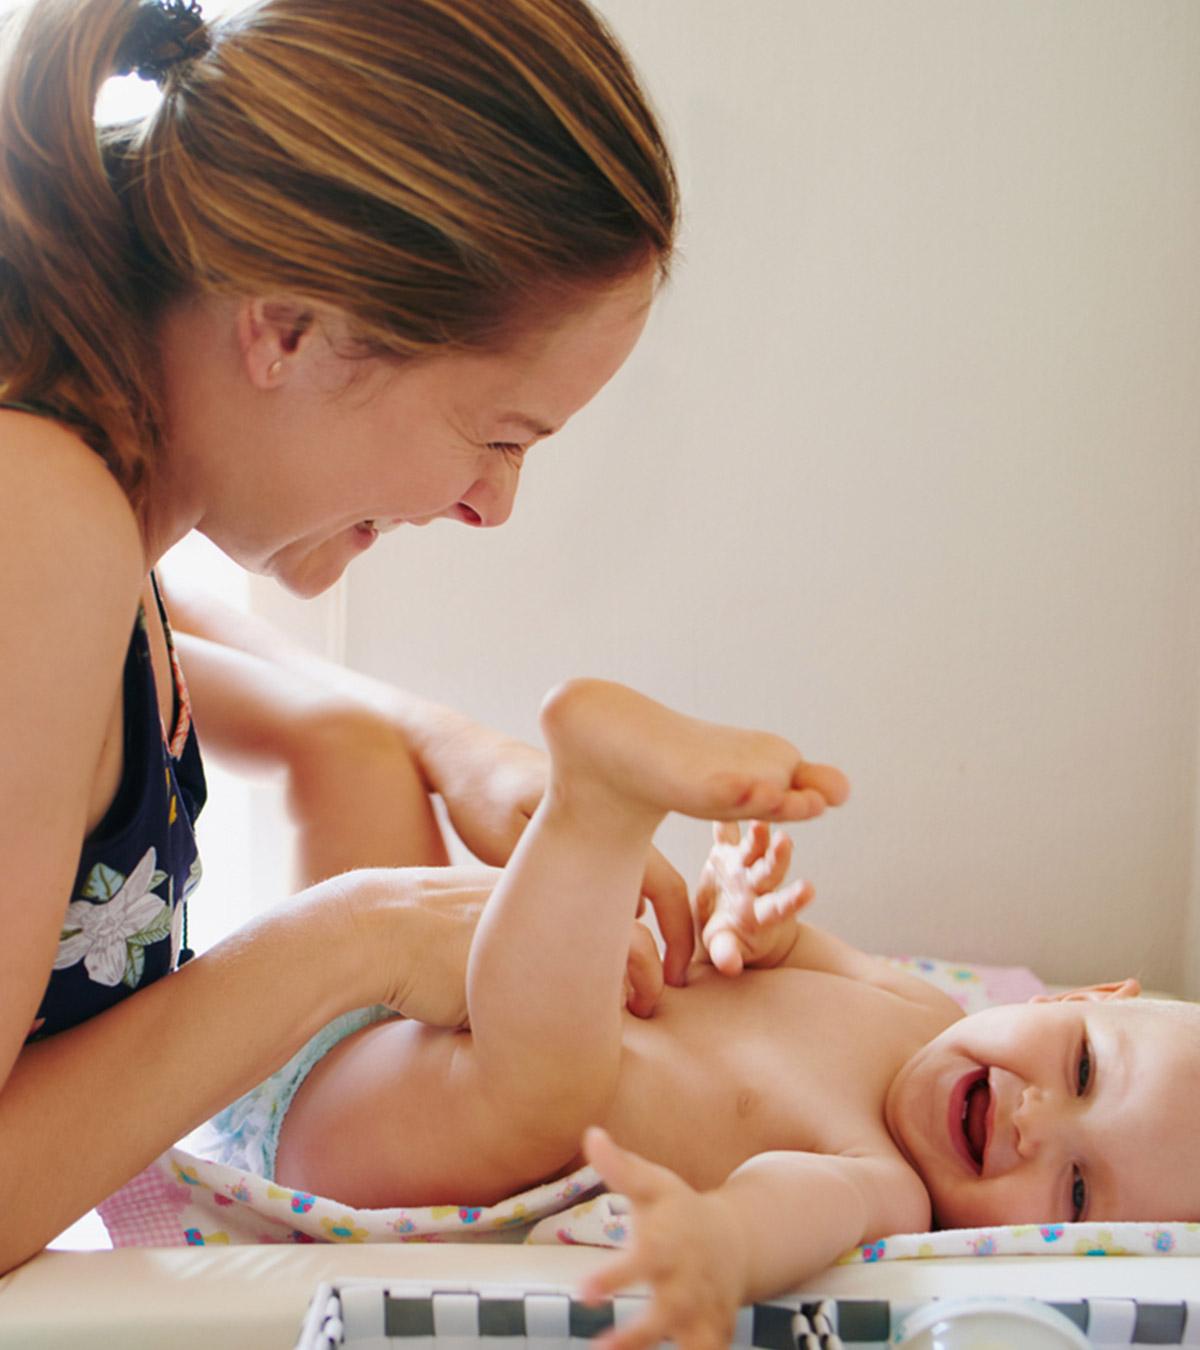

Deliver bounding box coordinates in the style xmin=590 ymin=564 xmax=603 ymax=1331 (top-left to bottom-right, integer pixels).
xmin=1030 ymin=977 xmax=1141 ymax=1005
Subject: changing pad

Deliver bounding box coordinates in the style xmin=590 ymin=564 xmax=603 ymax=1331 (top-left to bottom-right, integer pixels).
xmin=98 ymin=956 xmax=1198 ymax=1271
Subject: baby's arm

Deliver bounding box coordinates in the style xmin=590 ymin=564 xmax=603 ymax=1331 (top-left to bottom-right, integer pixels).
xmin=693 ymin=822 xmax=815 ymax=975
xmin=582 ymin=1130 xmax=928 ymax=1350
xmin=694 ymin=823 xmax=961 ymax=1013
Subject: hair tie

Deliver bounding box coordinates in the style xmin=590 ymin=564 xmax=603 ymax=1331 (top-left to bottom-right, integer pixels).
xmin=115 ymin=0 xmax=210 ymax=86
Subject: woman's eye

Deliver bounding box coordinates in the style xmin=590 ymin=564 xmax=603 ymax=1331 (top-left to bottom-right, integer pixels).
xmin=1071 ymin=1166 xmax=1087 ymax=1221
xmin=487 ymin=441 xmax=526 ymax=459
xmin=1076 ymin=1041 xmax=1092 ymax=1095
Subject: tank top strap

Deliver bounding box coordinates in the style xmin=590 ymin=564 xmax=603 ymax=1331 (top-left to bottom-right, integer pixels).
xmin=147 ymin=571 xmax=196 ymax=760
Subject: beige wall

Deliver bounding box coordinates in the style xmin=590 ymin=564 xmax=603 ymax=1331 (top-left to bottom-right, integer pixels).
xmin=317 ymin=3 xmax=1198 ymax=992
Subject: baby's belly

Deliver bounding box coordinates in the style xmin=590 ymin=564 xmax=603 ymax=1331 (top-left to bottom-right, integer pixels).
xmin=600 ymin=970 xmax=853 ymax=1190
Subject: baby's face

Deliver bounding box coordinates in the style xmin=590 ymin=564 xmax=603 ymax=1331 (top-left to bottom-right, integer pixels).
xmin=883 ymin=994 xmax=1200 ymax=1229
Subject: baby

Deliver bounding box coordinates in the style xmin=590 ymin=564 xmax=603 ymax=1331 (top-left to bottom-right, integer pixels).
xmin=216 ymin=679 xmax=1200 ymax=1349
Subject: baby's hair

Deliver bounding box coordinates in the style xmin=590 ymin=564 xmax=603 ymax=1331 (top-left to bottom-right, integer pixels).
xmin=1123 ymin=994 xmax=1200 ymax=1027
xmin=0 ymin=0 xmax=678 ymax=506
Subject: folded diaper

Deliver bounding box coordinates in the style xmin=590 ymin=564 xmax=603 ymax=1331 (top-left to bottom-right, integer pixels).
xmin=201 ymin=1005 xmax=396 ymax=1180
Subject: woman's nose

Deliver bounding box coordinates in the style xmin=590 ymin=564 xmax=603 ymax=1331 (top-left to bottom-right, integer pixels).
xmin=456 ymin=455 xmax=520 ymax=528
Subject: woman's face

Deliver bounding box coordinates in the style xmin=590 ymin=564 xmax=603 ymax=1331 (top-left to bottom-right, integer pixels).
xmin=163 ymin=262 xmax=657 ymax=595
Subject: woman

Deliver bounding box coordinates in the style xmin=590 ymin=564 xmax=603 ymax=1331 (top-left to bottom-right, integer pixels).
xmin=0 ymin=0 xmax=681 ymax=1272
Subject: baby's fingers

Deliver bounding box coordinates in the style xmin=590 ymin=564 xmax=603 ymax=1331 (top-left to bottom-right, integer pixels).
xmin=584 ymin=1127 xmax=679 ymax=1206
xmin=747 ymin=827 xmax=792 ymax=893
xmin=578 ymin=1247 xmax=647 ymax=1308
xmin=706 ymin=926 xmax=745 ymax=977
xmin=752 ymin=878 xmax=814 ymax=926
xmin=692 ymin=863 xmax=718 ymax=932
xmin=737 ymin=820 xmax=769 ymax=868
xmin=593 ymin=1302 xmax=702 ymax=1350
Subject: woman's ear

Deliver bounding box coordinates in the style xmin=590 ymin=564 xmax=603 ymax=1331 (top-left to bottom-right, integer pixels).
xmin=237 ymin=297 xmax=316 ymax=389
xmin=1030 ymin=977 xmax=1141 ymax=1005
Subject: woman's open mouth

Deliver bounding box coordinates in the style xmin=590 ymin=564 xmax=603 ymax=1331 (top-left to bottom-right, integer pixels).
xmin=357 ymin=518 xmax=408 ymax=539
xmin=947 ymin=1068 xmax=991 ymax=1174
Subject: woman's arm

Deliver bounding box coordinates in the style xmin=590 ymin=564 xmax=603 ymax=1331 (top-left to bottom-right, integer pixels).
xmin=168 ymin=630 xmax=452 ymax=884
xmin=160 ymin=574 xmax=549 ymax=863
xmin=1 ymin=863 xmax=489 ymax=1273
xmin=0 ymin=427 xmax=485 ymax=1272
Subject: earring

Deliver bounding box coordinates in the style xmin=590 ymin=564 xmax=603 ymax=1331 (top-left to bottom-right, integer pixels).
xmin=267 ymin=359 xmax=283 ymax=381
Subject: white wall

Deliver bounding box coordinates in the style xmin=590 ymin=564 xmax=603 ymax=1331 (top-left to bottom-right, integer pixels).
xmin=337 ymin=2 xmax=1200 ymax=993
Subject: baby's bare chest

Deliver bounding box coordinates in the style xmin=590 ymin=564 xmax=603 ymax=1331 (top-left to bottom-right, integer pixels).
xmin=605 ymin=968 xmax=932 ymax=1190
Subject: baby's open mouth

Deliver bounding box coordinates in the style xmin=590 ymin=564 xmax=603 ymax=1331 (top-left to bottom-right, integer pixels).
xmin=948 ymin=1068 xmax=990 ymax=1174
xmin=961 ymin=1073 xmax=991 ymax=1169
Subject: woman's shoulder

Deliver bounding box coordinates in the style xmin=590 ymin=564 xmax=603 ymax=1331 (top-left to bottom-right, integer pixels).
xmin=0 ymin=409 xmax=143 ymax=585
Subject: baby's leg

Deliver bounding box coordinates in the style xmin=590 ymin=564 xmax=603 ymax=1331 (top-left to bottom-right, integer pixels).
xmin=278 ymin=679 xmax=842 ymax=1209
xmin=466 ymin=678 xmax=842 ymax=1177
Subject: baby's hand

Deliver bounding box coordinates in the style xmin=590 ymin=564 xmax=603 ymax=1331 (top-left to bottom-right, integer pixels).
xmin=693 ymin=821 xmax=814 ymax=976
xmin=579 ymin=1128 xmax=745 ymax=1350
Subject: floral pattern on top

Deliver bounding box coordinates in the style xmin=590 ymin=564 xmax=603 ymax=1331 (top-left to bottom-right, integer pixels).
xmin=54 ymin=848 xmax=173 ymax=989
xmin=29 ymin=574 xmax=206 ymax=1041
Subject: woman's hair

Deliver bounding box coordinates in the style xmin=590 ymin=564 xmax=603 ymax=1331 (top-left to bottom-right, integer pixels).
xmin=0 ymin=0 xmax=678 ymax=506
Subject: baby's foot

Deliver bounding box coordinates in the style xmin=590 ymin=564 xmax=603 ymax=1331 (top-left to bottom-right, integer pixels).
xmin=539 ymin=678 xmax=849 ymax=825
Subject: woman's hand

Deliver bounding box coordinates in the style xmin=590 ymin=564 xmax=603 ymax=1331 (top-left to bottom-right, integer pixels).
xmin=692 ymin=822 xmax=815 ymax=976
xmin=333 ymin=864 xmax=496 ymax=1029
xmin=334 ymin=867 xmax=675 ymax=1027
xmin=579 ymin=1128 xmax=747 ymax=1350
xmin=430 ymin=720 xmax=547 ymax=867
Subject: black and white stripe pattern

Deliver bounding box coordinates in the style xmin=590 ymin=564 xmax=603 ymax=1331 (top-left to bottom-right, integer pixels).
xmin=296 ymin=1280 xmax=1200 ymax=1348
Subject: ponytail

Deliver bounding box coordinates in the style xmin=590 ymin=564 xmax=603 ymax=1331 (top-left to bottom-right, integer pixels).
xmin=0 ymin=0 xmax=170 ymax=503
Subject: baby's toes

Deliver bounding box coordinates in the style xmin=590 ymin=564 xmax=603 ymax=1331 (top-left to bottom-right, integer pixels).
xmin=773 ymin=786 xmax=827 ymax=822
xmin=794 ymin=760 xmax=850 ymax=806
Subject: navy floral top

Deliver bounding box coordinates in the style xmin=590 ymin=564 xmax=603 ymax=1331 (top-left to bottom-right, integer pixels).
xmin=27 ymin=575 xmax=206 ymax=1041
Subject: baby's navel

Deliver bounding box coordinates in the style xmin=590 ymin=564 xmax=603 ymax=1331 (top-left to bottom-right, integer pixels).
xmin=736 ymin=1089 xmax=758 ymax=1120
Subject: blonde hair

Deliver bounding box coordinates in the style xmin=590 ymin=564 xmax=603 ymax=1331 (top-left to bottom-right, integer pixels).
xmin=0 ymin=0 xmax=678 ymax=506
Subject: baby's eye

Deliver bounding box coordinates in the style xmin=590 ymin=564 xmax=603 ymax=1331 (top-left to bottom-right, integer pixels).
xmin=1071 ymin=1166 xmax=1087 ymax=1221
xmin=1075 ymin=1040 xmax=1092 ymax=1095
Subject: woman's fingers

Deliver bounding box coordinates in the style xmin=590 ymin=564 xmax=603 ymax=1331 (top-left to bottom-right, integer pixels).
xmin=624 ymin=921 xmax=665 ymax=1018
xmin=640 ymin=848 xmax=693 ymax=986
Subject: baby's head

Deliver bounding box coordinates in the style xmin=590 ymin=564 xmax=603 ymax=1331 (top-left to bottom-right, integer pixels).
xmin=884 ymin=981 xmax=1200 ymax=1230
